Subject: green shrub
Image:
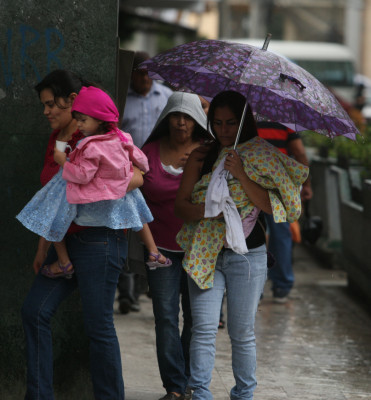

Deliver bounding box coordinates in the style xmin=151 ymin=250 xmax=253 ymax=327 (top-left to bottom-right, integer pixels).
xmin=303 ymin=125 xmax=371 ymax=179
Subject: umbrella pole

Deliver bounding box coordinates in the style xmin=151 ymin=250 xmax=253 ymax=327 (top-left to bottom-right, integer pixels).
xmin=232 ymin=32 xmax=270 ymax=149
xmin=233 ymin=100 xmax=248 ymax=149
xmin=232 ymin=31 xmax=271 ymax=149
xmin=226 ymin=99 xmax=248 ymax=180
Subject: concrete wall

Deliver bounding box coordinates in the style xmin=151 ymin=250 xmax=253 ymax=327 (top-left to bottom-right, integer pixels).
xmin=340 ymin=179 xmax=371 ymax=300
xmin=309 ymin=158 xmax=371 ymax=306
xmin=308 ymin=157 xmax=346 ymax=246
xmin=0 ymin=1 xmax=118 ymax=397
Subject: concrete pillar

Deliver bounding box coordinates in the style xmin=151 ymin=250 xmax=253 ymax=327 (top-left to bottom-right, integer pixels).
xmin=344 ymin=0 xmax=364 ymax=71
xmin=218 ymin=0 xmax=232 ymax=38
xmin=362 ymin=0 xmax=371 ymax=76
xmin=0 ymin=0 xmax=118 ymax=396
xmin=249 ymin=0 xmax=272 ymax=39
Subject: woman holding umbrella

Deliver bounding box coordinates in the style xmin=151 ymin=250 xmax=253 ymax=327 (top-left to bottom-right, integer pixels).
xmin=175 ymin=90 xmax=308 ymax=399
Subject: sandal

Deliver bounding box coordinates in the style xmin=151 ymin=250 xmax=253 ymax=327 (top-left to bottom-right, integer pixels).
xmin=41 ymin=261 xmax=74 ymax=279
xmin=146 ymin=252 xmax=172 ymax=270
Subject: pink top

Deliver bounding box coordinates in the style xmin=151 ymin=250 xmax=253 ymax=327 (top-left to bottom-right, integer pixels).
xmin=141 ymin=140 xmax=184 ymax=251
xmin=63 ymin=130 xmax=149 ymax=204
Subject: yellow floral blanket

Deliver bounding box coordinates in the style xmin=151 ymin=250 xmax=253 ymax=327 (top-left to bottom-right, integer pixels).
xmin=176 ymin=136 xmax=309 ymax=289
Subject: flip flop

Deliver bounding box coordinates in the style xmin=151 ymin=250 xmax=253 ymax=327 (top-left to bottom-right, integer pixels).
xmin=41 ymin=262 xmax=74 ymax=279
xmin=146 ymin=252 xmax=172 ymax=270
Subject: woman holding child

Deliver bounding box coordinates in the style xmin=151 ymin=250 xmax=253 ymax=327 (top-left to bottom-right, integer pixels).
xmin=21 ymin=70 xmax=144 ymax=400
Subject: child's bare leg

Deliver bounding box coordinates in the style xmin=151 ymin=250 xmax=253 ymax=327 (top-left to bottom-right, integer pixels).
xmin=138 ymin=224 xmax=159 ymax=255
xmin=55 ymin=240 xmax=71 ymax=266
xmin=138 ymin=224 xmax=169 ymax=266
xmin=44 ymin=240 xmax=74 ymax=275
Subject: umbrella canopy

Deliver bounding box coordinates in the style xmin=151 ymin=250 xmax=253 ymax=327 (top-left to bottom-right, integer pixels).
xmin=139 ymin=39 xmax=359 ymax=140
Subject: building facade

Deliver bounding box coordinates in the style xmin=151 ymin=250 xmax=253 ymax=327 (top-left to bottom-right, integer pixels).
xmin=120 ymin=0 xmax=371 ymax=81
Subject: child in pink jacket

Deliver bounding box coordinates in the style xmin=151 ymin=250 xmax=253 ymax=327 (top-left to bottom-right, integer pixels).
xmin=17 ymin=86 xmax=171 ymax=278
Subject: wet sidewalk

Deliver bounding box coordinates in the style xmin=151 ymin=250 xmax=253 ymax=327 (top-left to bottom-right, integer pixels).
xmin=114 ymin=244 xmax=371 ymax=400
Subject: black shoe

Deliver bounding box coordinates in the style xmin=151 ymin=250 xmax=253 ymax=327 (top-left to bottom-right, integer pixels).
xmin=158 ymin=394 xmax=184 ymax=400
xmin=118 ymin=299 xmax=131 ymax=314
xmin=273 ymin=288 xmax=290 ymax=304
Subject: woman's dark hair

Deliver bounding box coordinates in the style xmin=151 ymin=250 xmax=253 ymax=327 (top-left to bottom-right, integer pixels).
xmin=34 ymin=69 xmax=93 ymax=109
xmin=201 ymin=91 xmax=258 ymax=176
xmin=207 ymin=90 xmax=257 ymax=144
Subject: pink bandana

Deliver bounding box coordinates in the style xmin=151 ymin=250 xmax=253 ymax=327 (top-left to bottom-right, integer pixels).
xmin=72 ymin=86 xmax=127 ymax=142
xmin=72 ymin=86 xmax=119 ymax=122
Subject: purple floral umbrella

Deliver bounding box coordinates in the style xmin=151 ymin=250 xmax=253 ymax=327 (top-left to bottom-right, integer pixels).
xmin=139 ymin=39 xmax=359 ymax=140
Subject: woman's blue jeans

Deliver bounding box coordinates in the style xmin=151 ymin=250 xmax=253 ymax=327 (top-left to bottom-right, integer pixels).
xmin=188 ymin=245 xmax=267 ymax=400
xmin=21 ymin=228 xmax=127 ymax=400
xmin=146 ymin=250 xmax=192 ymax=395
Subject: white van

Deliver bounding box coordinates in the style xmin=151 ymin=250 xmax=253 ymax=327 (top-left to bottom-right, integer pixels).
xmin=228 ymin=39 xmax=356 ymax=103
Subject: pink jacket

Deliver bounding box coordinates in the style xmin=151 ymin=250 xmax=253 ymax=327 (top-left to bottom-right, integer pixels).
xmin=62 ymin=131 xmax=149 ymax=204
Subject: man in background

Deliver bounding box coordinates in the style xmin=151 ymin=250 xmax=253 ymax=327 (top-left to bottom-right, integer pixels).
xmin=121 ymin=51 xmax=173 ymax=147
xmin=118 ymin=51 xmax=173 ymax=314
xmin=258 ymin=121 xmax=313 ymax=303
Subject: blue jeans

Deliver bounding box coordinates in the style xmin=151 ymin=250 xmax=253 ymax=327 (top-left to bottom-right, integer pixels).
xmin=21 ymin=228 xmax=127 ymax=400
xmin=188 ymin=245 xmax=267 ymax=400
xmin=146 ymin=250 xmax=192 ymax=395
xmin=265 ymin=214 xmax=294 ymax=296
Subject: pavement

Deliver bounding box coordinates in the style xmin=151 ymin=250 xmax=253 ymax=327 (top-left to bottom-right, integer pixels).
xmin=114 ymin=244 xmax=371 ymax=400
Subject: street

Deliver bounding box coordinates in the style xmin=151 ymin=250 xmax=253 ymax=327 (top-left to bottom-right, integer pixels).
xmin=115 ymin=244 xmax=371 ymax=400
